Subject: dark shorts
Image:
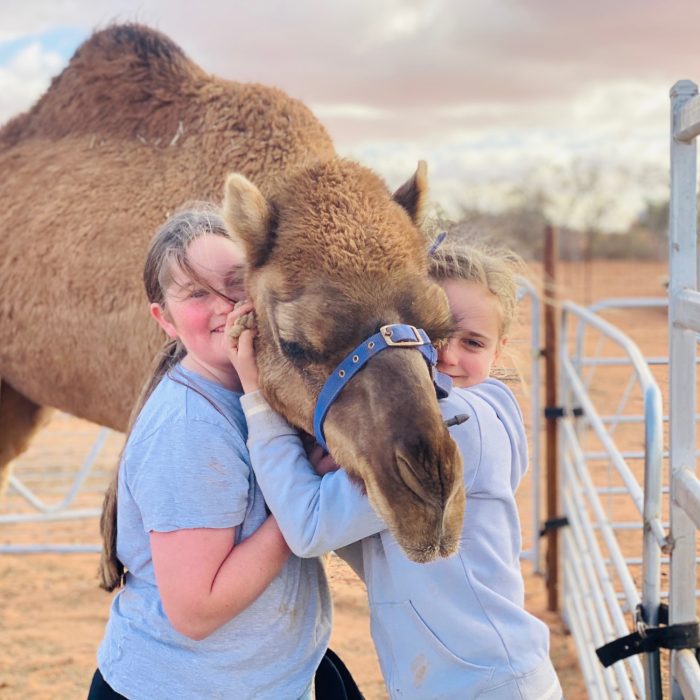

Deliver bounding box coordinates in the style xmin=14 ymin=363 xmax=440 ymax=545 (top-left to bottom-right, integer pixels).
xmin=315 ymin=647 xmax=364 ymax=700
xmin=87 ymin=669 xmax=126 ymax=700
xmin=88 ymin=647 xmax=363 ymax=700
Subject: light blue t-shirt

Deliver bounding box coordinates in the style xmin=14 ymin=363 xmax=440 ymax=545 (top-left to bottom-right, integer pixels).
xmin=98 ymin=365 xmax=331 ymax=700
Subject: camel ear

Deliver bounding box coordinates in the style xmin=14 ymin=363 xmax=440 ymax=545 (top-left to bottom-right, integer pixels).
xmin=223 ymin=173 xmax=275 ymax=267
xmin=392 ymin=160 xmax=428 ymax=224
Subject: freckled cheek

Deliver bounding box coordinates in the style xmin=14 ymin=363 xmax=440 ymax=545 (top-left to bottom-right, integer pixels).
xmin=179 ymin=305 xmax=213 ymax=334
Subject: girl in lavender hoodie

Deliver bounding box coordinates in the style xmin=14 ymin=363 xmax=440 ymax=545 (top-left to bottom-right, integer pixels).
xmin=228 ymin=240 xmax=561 ymax=700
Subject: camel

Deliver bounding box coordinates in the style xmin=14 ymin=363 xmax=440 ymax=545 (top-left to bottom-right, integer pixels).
xmin=0 ymin=23 xmax=464 ymax=564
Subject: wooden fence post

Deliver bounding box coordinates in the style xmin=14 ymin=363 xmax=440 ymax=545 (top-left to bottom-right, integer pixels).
xmin=544 ymin=224 xmax=560 ymax=612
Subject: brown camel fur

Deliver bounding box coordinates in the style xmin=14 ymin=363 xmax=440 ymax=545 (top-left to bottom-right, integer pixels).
xmin=0 ymin=24 xmax=464 ymax=566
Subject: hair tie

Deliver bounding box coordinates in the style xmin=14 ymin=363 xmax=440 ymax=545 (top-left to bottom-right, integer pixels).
xmin=428 ymin=231 xmax=447 ymax=257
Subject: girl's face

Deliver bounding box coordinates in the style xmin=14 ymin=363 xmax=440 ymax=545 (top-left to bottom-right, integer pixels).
xmin=437 ymin=278 xmax=507 ymax=389
xmin=151 ymin=235 xmax=245 ymax=389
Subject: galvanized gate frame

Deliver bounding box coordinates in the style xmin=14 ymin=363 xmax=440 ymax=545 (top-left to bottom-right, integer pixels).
xmin=668 ymin=79 xmax=700 ymax=700
xmin=556 ymin=78 xmax=700 ymax=699
xmin=559 ymin=299 xmax=665 ymax=699
xmin=0 ymin=423 xmax=111 ymax=553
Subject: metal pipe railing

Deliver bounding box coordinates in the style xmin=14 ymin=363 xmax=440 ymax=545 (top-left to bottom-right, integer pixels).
xmin=559 ymin=298 xmax=666 ymax=699
xmin=669 ymin=78 xmax=700 ymax=700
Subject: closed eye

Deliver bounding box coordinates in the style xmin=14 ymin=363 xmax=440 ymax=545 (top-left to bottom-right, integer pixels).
xmin=280 ymin=339 xmax=312 ymax=364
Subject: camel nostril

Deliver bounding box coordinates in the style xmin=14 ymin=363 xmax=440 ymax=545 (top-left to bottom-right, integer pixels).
xmin=395 ymin=446 xmax=449 ymax=509
xmin=395 ymin=452 xmax=428 ymax=503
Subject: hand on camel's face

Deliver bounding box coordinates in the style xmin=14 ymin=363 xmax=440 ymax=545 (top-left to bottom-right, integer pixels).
xmin=225 ymin=301 xmax=260 ymax=394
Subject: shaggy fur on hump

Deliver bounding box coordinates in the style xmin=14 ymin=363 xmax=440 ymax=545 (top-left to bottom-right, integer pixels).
xmin=0 ymin=23 xmax=334 ymax=431
xmin=0 ymin=23 xmax=334 ymax=173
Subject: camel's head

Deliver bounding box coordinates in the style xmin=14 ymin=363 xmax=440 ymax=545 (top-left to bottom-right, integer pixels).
xmin=222 ymin=158 xmax=465 ymax=562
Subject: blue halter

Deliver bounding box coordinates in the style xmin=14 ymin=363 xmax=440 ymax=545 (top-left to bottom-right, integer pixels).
xmin=312 ymin=323 xmax=452 ymax=452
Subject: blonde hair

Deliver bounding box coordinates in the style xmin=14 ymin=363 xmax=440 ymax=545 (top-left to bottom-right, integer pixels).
xmin=429 ymin=240 xmax=520 ymax=339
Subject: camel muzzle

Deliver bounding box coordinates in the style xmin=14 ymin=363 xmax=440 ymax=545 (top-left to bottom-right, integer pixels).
xmin=312 ymin=323 xmax=451 ymax=451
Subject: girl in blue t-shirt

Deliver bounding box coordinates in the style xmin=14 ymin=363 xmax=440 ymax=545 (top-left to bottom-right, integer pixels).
xmin=90 ymin=206 xmax=330 ymax=700
xmin=228 ymin=238 xmax=562 ymax=700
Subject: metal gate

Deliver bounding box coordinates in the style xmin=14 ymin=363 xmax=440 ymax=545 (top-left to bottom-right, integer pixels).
xmin=0 ymin=415 xmax=119 ymax=553
xmin=559 ymin=298 xmax=665 ymax=699
xmin=668 ymin=79 xmax=700 ymax=700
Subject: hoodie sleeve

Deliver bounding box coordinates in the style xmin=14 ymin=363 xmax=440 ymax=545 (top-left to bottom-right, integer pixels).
xmin=239 ymin=391 xmax=385 ymax=557
xmin=466 ymin=379 xmax=529 ymax=491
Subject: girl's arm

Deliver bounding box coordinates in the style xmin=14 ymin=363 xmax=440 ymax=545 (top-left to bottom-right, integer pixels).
xmin=226 ymin=308 xmax=385 ymax=557
xmin=241 ymin=391 xmax=385 ymax=557
xmin=126 ymin=372 xmax=290 ymax=641
xmin=151 ymin=517 xmax=289 ymax=641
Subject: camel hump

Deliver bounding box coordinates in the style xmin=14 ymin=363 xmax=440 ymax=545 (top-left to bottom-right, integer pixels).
xmin=1 ymin=23 xmax=204 ymax=145
xmin=82 ymin=23 xmax=189 ymax=67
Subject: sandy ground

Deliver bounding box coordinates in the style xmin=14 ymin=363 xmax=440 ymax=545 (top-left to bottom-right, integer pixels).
xmin=0 ymin=260 xmax=677 ymax=699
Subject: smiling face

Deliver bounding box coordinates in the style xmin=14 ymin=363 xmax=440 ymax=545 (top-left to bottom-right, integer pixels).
xmin=150 ymin=234 xmax=246 ymax=389
xmin=437 ymin=278 xmax=507 ymax=388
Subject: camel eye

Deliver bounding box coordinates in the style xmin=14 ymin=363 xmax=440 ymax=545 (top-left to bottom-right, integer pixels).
xmin=280 ymin=339 xmax=310 ymax=364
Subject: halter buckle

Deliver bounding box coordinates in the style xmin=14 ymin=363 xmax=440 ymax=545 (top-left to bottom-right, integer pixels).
xmin=380 ymin=324 xmax=424 ymax=347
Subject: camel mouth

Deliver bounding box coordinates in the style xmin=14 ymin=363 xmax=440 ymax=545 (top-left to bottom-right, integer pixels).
xmin=404 ymin=543 xmax=441 ymax=564
xmin=382 ymin=462 xmax=465 ymax=564
xmin=402 ymin=533 xmax=459 ymax=563
xmin=439 ymin=533 xmax=461 ymax=559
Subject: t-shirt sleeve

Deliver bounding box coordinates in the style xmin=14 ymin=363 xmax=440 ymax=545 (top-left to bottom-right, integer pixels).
xmin=124 ymin=417 xmax=251 ymax=533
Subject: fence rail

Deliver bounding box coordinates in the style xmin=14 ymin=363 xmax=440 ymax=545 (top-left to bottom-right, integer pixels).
xmin=560 ymin=299 xmax=665 ymax=699
xmin=0 ymin=421 xmax=115 ymax=554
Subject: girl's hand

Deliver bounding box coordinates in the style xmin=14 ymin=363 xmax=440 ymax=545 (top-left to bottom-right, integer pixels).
xmin=226 ymin=302 xmax=260 ymax=393
xmin=306 ymin=442 xmax=341 ymax=476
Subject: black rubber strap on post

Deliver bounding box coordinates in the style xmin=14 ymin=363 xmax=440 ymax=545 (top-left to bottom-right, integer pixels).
xmin=543 ymin=406 xmax=584 ymax=419
xmin=539 ymin=516 xmax=569 ymax=537
xmin=596 ymin=604 xmax=700 ymax=668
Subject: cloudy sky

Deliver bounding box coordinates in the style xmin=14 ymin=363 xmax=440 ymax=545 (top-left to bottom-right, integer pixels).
xmin=1 ymin=0 xmax=698 ymax=230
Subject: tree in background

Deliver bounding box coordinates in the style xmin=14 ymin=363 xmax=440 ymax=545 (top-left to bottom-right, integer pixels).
xmin=436 ymin=161 xmax=673 ymax=264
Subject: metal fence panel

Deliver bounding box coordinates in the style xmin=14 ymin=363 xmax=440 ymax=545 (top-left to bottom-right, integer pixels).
xmin=669 ymin=78 xmax=700 ymax=700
